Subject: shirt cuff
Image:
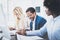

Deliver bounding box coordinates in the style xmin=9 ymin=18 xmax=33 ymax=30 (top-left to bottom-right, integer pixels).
xmin=26 ymin=31 xmax=35 ymax=36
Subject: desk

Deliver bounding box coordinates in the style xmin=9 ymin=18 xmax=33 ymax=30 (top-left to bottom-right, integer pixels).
xmin=17 ymin=34 xmax=45 ymax=40
xmin=10 ymin=30 xmax=48 ymax=40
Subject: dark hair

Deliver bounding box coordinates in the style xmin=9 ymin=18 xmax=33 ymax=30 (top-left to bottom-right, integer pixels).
xmin=26 ymin=7 xmax=35 ymax=13
xmin=44 ymin=0 xmax=60 ymax=15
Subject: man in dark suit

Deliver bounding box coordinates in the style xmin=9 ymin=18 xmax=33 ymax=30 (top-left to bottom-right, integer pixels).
xmin=26 ymin=7 xmax=46 ymax=30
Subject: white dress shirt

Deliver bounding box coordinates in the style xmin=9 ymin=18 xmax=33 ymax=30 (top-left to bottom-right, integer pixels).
xmin=32 ymin=16 xmax=36 ymax=31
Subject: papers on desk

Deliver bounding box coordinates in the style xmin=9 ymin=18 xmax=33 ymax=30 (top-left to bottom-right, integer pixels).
xmin=10 ymin=30 xmax=17 ymax=35
xmin=10 ymin=30 xmax=44 ymax=40
xmin=17 ymin=34 xmax=43 ymax=40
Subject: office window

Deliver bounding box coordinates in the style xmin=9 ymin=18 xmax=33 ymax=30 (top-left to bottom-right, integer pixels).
xmin=35 ymin=6 xmax=40 ymax=13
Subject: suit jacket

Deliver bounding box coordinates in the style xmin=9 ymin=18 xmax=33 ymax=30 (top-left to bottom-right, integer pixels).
xmin=30 ymin=15 xmax=46 ymax=30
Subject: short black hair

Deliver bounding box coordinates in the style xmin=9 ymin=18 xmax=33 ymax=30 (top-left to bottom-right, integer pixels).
xmin=26 ymin=7 xmax=35 ymax=13
xmin=44 ymin=0 xmax=60 ymax=15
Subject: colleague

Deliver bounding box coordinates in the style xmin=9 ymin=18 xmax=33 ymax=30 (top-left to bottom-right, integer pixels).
xmin=9 ymin=7 xmax=27 ymax=30
xmin=16 ymin=0 xmax=60 ymax=40
xmin=26 ymin=7 xmax=46 ymax=30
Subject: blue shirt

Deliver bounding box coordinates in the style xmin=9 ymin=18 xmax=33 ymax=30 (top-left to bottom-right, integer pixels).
xmin=26 ymin=15 xmax=60 ymax=40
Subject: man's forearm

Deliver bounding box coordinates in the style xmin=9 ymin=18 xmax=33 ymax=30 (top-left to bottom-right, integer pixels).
xmin=26 ymin=30 xmax=41 ymax=36
xmin=26 ymin=26 xmax=47 ymax=37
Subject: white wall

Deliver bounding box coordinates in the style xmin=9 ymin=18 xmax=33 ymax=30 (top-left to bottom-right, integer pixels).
xmin=0 ymin=0 xmax=8 ymax=25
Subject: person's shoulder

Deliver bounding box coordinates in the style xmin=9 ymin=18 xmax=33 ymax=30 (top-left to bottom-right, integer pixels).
xmin=55 ymin=16 xmax=60 ymax=24
xmin=37 ymin=15 xmax=44 ymax=19
xmin=36 ymin=15 xmax=46 ymax=23
xmin=37 ymin=15 xmax=46 ymax=21
xmin=55 ymin=18 xmax=60 ymax=25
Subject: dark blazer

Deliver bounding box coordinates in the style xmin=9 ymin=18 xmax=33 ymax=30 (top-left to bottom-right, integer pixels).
xmin=30 ymin=15 xmax=46 ymax=30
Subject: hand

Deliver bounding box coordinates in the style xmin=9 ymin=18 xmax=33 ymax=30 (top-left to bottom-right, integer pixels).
xmin=16 ymin=29 xmax=26 ymax=35
xmin=9 ymin=27 xmax=16 ymax=31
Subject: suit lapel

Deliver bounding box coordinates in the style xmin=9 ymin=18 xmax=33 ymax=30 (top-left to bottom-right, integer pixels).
xmin=35 ymin=15 xmax=38 ymax=30
xmin=30 ymin=21 xmax=33 ymax=30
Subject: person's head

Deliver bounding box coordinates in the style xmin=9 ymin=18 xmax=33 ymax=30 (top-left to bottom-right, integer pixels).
xmin=44 ymin=0 xmax=60 ymax=17
xmin=26 ymin=7 xmax=36 ymax=21
xmin=13 ymin=7 xmax=23 ymax=19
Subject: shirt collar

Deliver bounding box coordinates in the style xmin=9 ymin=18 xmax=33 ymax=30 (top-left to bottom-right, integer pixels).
xmin=33 ymin=15 xmax=36 ymax=22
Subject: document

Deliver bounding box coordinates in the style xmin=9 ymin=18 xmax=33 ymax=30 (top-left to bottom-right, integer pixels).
xmin=17 ymin=34 xmax=43 ymax=40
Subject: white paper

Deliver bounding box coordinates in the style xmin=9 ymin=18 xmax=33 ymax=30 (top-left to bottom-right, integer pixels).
xmin=17 ymin=34 xmax=43 ymax=40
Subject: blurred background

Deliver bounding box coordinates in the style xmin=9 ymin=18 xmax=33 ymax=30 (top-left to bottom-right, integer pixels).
xmin=0 ymin=0 xmax=49 ymax=27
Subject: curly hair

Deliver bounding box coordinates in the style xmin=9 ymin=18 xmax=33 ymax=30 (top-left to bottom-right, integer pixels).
xmin=26 ymin=7 xmax=35 ymax=13
xmin=13 ymin=7 xmax=23 ymax=15
xmin=44 ymin=0 xmax=60 ymax=15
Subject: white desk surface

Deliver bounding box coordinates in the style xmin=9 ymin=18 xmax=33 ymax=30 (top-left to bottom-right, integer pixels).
xmin=10 ymin=30 xmax=44 ymax=40
xmin=17 ymin=34 xmax=43 ymax=40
